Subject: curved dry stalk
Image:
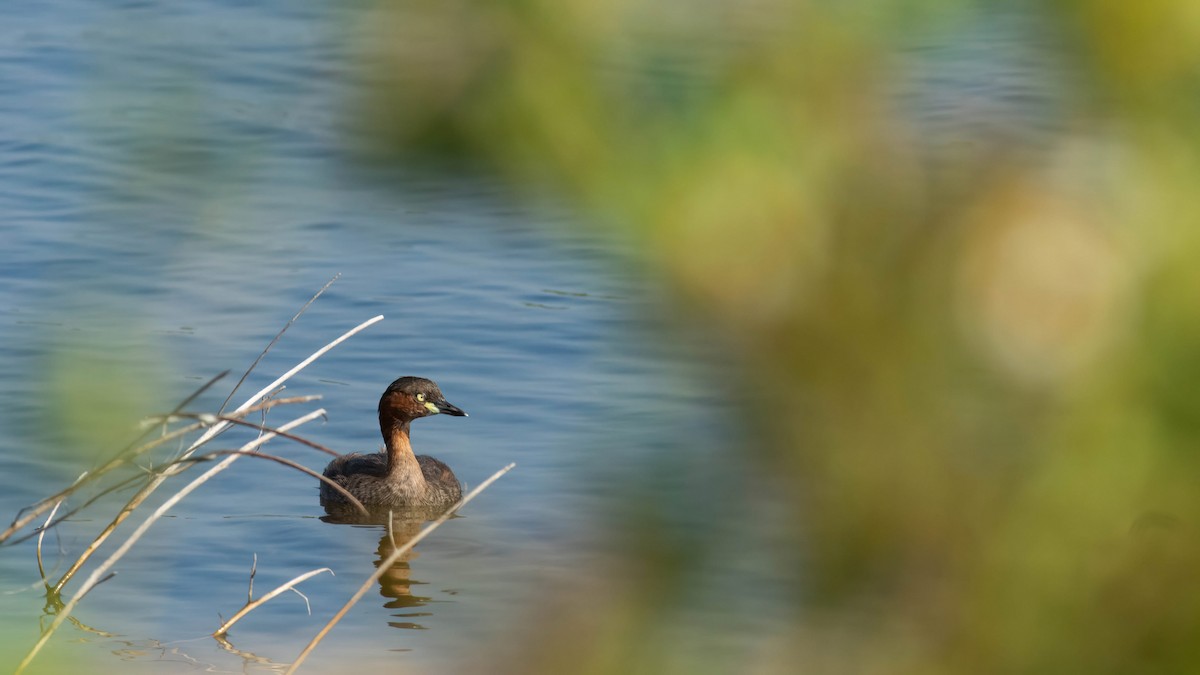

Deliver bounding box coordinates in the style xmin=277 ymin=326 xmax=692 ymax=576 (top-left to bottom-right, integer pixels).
xmin=184 ymin=450 xmax=368 ymax=516
xmin=169 ymin=412 xmax=341 ymax=458
xmin=19 ymin=408 xmax=329 ymax=675
xmin=213 ymin=566 xmax=334 ymax=637
xmin=35 ymin=499 xmax=66 ymax=587
xmin=74 ymin=572 xmax=116 ymax=602
xmin=183 ymin=314 xmax=383 ymax=460
xmin=144 ymin=394 xmax=324 ymax=435
xmin=34 ymin=471 xmax=89 ymax=581
xmin=48 ymin=316 xmax=382 ymax=593
xmin=285 ymin=463 xmax=516 ymax=675
xmin=247 ymin=553 xmax=258 ymax=602
xmin=219 ymin=274 xmax=340 ymax=415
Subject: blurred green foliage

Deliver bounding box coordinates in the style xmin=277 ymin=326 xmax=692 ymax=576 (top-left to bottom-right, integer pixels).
xmin=353 ymin=1 xmax=1200 ymax=673
xmin=40 ymin=318 xmax=166 ymax=478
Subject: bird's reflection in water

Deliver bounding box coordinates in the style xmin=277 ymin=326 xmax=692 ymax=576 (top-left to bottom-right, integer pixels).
xmin=321 ymin=504 xmax=454 ymax=630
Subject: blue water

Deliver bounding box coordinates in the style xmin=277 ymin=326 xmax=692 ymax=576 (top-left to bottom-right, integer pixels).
xmin=0 ymin=1 xmax=723 ymax=672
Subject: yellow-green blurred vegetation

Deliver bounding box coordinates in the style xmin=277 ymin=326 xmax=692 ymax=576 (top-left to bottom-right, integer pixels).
xmin=354 ymin=1 xmax=1200 ymax=673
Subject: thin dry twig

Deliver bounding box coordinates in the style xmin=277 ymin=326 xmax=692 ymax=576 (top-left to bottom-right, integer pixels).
xmin=75 ymin=572 xmax=116 ymax=602
xmin=34 ymin=468 xmax=89 ymax=578
xmin=33 ymin=471 xmax=89 ymax=581
xmin=184 ymin=314 xmax=383 ymax=460
xmin=290 ymin=586 xmax=314 ymax=615
xmin=142 ymin=394 xmax=323 ymax=434
xmin=220 ymin=274 xmax=340 ymax=415
xmin=35 ymin=499 xmax=66 ymax=587
xmin=213 ymin=566 xmax=335 ymax=637
xmin=167 ymin=411 xmax=341 ymax=458
xmin=183 ymin=449 xmax=368 ymax=516
xmin=285 ymin=463 xmax=516 ymax=675
xmin=247 ymin=554 xmax=257 ymax=603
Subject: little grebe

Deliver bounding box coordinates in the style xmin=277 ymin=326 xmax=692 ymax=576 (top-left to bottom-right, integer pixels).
xmin=321 ymin=376 xmax=467 ymax=510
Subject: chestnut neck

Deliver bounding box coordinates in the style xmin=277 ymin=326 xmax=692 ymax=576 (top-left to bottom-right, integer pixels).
xmin=379 ymin=412 xmax=424 ymax=481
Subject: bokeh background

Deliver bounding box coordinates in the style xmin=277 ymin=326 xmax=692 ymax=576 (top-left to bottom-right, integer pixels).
xmin=4 ymin=0 xmax=1200 ymax=673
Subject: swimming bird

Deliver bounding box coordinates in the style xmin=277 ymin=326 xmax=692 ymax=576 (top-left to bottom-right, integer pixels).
xmin=321 ymin=376 xmax=467 ymax=510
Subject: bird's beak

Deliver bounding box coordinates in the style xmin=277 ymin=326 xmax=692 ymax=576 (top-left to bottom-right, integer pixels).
xmin=427 ymin=398 xmax=467 ymax=417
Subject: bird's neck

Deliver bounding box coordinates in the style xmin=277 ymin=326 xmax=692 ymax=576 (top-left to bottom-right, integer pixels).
xmin=380 ymin=415 xmax=426 ymax=486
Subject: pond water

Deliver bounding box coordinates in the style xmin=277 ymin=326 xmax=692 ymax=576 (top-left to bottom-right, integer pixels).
xmin=0 ymin=1 xmax=724 ymax=672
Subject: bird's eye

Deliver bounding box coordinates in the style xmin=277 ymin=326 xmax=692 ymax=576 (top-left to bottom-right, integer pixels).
xmin=416 ymin=393 xmax=426 ymax=402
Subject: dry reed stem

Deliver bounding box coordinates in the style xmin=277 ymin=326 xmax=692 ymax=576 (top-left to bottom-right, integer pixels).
xmin=284 ymin=463 xmax=516 ymax=675
xmin=213 ymin=567 xmax=335 ymax=637
xmin=74 ymin=572 xmax=115 ymax=602
xmin=35 ymin=499 xmax=66 ymax=586
xmin=219 ymin=274 xmax=340 ymax=415
xmin=170 ymin=411 xmax=342 ymax=457
xmin=142 ymin=394 xmax=324 ymax=434
xmin=185 ymin=314 xmax=383 ymax=458
xmin=186 ymin=449 xmax=368 ymax=515
xmin=34 ymin=471 xmax=88 ymax=582
xmin=18 ymin=409 xmax=328 ymax=674
xmin=49 ymin=315 xmax=381 ymax=593
xmin=248 ymin=553 xmax=257 ymax=602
